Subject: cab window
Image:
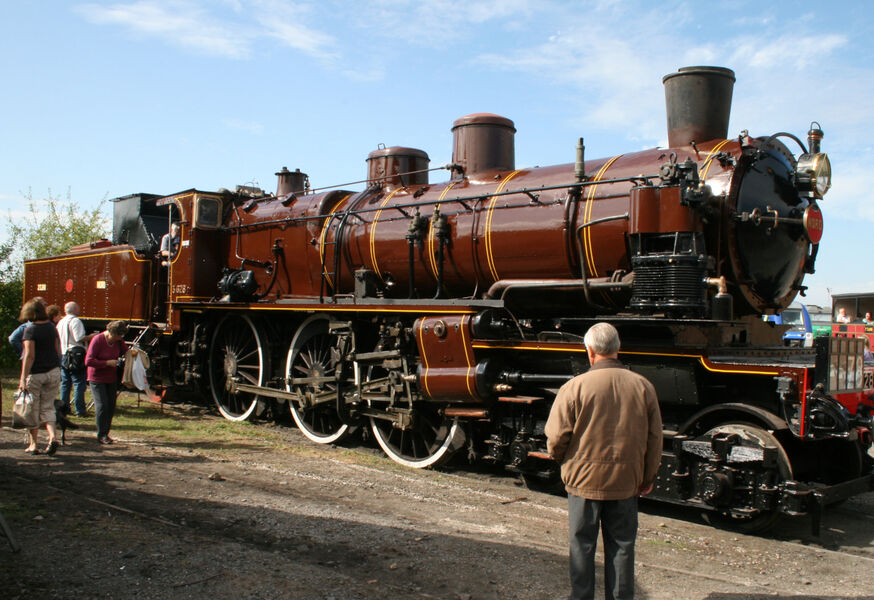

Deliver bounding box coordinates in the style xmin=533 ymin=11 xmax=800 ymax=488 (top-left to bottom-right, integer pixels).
xmin=194 ymin=196 xmax=221 ymax=229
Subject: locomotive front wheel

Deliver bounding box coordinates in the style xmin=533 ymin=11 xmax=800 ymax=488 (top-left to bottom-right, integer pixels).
xmin=700 ymin=423 xmax=793 ymax=533
xmin=208 ymin=314 xmax=269 ymax=421
xmin=369 ymin=406 xmax=465 ymax=469
xmin=285 ymin=316 xmax=351 ymax=444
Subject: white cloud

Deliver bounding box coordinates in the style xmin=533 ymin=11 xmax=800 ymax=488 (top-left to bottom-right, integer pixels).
xmin=729 ymin=33 xmax=846 ymax=70
xmin=75 ymin=0 xmax=342 ymax=62
xmin=257 ymin=20 xmax=337 ymax=60
xmin=250 ymin=0 xmax=338 ymax=60
xmin=455 ymin=0 xmax=535 ymax=23
xmin=473 ymin=3 xmax=873 ymax=181
xmin=75 ymin=1 xmax=252 ymax=58
xmin=222 ymin=118 xmax=264 ymax=134
xmin=349 ymin=0 xmax=537 ymax=45
xmin=475 ymin=12 xmax=675 ymax=141
xmin=825 ymin=156 xmax=874 ymax=222
xmin=337 ymin=66 xmax=386 ymax=83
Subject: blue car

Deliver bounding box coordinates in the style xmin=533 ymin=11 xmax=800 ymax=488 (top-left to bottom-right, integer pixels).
xmin=765 ymin=303 xmax=813 ymax=347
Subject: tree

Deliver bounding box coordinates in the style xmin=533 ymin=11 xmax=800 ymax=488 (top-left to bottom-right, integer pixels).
xmin=0 ymin=241 xmax=23 ymax=367
xmin=1 ymin=188 xmax=109 ymax=281
xmin=0 ymin=188 xmax=109 ymax=367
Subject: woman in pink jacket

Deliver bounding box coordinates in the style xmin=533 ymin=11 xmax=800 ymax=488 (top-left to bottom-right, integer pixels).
xmin=85 ymin=320 xmax=128 ymax=444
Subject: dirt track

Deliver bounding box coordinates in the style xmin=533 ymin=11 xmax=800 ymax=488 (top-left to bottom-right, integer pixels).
xmin=2 ymin=402 xmax=874 ymax=600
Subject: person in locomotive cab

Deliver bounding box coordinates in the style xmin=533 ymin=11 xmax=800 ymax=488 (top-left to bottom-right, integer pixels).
xmin=836 ymin=307 xmax=852 ymax=324
xmin=160 ymin=222 xmax=180 ymax=266
xmin=545 ymin=323 xmax=662 ymax=600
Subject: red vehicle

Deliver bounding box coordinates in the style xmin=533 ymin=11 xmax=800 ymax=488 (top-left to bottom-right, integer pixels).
xmin=24 ymin=66 xmax=872 ymax=532
xmin=831 ymin=292 xmax=874 ymax=350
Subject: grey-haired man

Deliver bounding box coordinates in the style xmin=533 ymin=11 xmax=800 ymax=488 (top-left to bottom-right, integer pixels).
xmin=546 ymin=322 xmax=662 ymax=600
xmin=58 ymin=302 xmax=93 ymax=416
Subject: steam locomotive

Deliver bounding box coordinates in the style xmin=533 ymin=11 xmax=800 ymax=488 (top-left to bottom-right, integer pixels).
xmin=25 ymin=66 xmax=873 ymax=531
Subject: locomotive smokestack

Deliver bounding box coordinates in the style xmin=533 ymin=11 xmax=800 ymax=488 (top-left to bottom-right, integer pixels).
xmin=276 ymin=167 xmax=309 ymax=196
xmin=663 ymin=66 xmax=735 ymax=148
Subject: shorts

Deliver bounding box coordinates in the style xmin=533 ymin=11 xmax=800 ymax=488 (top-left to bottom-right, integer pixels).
xmin=26 ymin=367 xmax=62 ymax=425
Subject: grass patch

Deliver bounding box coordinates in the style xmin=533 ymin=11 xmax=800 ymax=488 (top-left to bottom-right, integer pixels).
xmin=0 ymin=368 xmax=278 ymax=451
xmin=644 ymin=539 xmax=688 ymax=550
xmin=0 ymin=501 xmax=36 ymax=520
xmin=0 ymin=369 xmax=448 ymax=471
xmin=0 ymin=368 xmax=382 ymax=462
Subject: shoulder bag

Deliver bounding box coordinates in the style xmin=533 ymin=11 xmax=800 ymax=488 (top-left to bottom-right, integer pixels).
xmin=61 ymin=319 xmax=87 ymax=373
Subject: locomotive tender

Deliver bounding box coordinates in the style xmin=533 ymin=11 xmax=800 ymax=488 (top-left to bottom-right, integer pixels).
xmin=25 ymin=66 xmax=874 ymax=531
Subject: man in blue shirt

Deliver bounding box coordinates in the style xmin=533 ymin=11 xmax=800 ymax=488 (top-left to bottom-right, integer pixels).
xmin=9 ymin=297 xmax=47 ymax=358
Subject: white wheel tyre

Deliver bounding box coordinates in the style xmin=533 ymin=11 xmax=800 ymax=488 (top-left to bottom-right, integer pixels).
xmin=286 ymin=316 xmax=351 ymax=444
xmin=208 ymin=315 xmax=268 ymax=421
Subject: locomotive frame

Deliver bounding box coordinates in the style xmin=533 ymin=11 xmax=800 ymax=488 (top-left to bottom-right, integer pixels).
xmin=24 ymin=66 xmax=874 ymax=533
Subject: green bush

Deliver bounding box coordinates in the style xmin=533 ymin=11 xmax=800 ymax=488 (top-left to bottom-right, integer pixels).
xmin=0 ymin=279 xmax=22 ymax=368
xmin=0 ymin=189 xmax=108 ymax=368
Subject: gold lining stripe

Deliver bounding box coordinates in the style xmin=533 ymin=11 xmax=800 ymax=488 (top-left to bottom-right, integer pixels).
xmin=318 ymin=193 xmax=354 ymax=289
xmin=699 ymin=139 xmax=731 ymax=182
xmin=427 ymin=181 xmax=459 ymax=279
xmin=168 ymin=230 xmax=184 ymax=268
xmin=166 ymin=230 xmax=185 ymax=318
xmin=459 ymin=315 xmax=475 ymax=398
xmin=80 ymin=315 xmax=152 ymax=322
xmin=484 ymin=171 xmax=522 ymax=281
xmin=161 ymin=192 xmax=195 ymax=202
xmin=417 ymin=319 xmax=432 ymax=397
xmin=583 ymin=156 xmax=622 ymax=278
xmin=621 ymin=350 xmax=779 ymax=375
xmin=471 ymin=341 xmax=584 ymax=352
xmin=470 ymin=342 xmax=779 ymax=376
xmin=194 ymin=304 xmax=476 ymax=315
xmin=369 ymin=188 xmax=404 ymax=280
xmin=26 ymin=248 xmax=151 ymax=265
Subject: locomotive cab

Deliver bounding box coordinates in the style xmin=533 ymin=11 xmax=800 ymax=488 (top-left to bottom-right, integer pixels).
xmin=155 ymin=190 xmax=227 ymax=326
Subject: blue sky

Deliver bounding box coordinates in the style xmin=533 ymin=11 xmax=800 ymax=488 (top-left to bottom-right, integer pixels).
xmin=2 ymin=0 xmax=872 ymax=308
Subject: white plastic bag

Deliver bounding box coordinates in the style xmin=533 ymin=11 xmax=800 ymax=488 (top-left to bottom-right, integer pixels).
xmin=130 ymin=353 xmax=149 ymax=392
xmin=121 ymin=347 xmax=150 ymax=392
xmin=12 ymin=390 xmax=38 ymax=429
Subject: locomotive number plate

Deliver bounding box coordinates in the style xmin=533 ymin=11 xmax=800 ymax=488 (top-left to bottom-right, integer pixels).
xmin=803 ymin=205 xmax=824 ymax=244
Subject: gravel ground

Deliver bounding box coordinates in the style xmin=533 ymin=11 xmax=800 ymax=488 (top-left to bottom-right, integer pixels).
xmin=2 ymin=402 xmax=874 ymax=600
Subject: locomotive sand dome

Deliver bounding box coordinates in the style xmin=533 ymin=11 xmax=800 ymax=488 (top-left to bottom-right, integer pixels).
xmin=23 ymin=66 xmax=873 ymax=533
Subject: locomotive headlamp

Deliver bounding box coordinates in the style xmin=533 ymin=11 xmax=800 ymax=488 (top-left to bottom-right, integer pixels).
xmin=795 ymin=152 xmax=831 ymax=197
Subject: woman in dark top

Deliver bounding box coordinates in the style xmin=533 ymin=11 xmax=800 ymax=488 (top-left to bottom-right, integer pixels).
xmin=85 ymin=320 xmax=128 ymax=444
xmin=46 ymin=304 xmax=62 ymax=323
xmin=18 ymin=298 xmax=62 ymax=455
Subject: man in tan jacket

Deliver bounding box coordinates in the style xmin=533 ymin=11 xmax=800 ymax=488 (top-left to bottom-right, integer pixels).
xmin=546 ymin=322 xmax=662 ymax=600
